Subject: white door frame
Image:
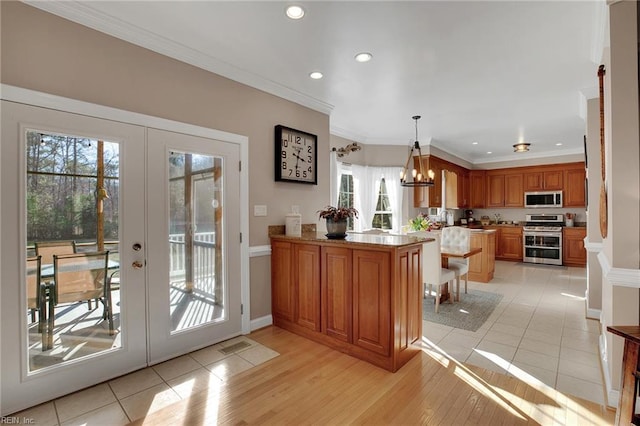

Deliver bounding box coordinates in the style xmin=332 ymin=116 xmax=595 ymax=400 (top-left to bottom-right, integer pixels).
xmin=0 ymin=84 xmax=251 ymax=414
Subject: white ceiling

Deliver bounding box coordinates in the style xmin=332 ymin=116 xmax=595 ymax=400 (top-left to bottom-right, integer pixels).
xmin=29 ymin=1 xmax=607 ymax=164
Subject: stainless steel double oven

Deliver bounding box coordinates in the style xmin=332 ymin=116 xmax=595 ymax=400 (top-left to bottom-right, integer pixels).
xmin=522 ymin=214 xmax=564 ymax=266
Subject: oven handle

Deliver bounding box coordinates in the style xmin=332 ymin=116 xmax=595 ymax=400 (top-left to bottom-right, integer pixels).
xmin=523 ymin=232 xmax=563 ymax=238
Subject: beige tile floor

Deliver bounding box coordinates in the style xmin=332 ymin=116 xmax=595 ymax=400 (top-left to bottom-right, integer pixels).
xmin=14 ymin=261 xmax=605 ymax=424
xmin=423 ymin=260 xmax=606 ymax=406
xmin=13 ymin=336 xmax=279 ymax=425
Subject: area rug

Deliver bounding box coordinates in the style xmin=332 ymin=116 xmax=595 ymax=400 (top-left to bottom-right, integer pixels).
xmin=423 ymin=289 xmax=503 ymax=332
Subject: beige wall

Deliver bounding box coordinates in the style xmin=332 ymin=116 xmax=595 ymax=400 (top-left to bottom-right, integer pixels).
xmin=0 ymin=2 xmax=330 ymax=320
xmin=600 ymin=0 xmax=640 ymax=400
xmin=585 ymin=97 xmax=603 ymax=313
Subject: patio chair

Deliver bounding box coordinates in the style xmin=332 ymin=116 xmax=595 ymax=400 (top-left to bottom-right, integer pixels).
xmin=26 ymin=255 xmax=48 ymax=348
xmin=35 ymin=240 xmax=98 ymax=310
xmin=47 ymin=251 xmax=112 ymax=349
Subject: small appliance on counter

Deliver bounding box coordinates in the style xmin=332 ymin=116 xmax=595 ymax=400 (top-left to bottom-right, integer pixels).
xmin=464 ymin=209 xmax=474 ymax=223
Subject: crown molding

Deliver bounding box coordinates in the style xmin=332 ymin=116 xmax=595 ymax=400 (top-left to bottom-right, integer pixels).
xmin=471 ymin=147 xmax=584 ymax=166
xmin=24 ymin=1 xmax=334 ymax=116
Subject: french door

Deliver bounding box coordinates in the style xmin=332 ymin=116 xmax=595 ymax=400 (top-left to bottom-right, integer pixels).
xmin=1 ymin=99 xmax=244 ymax=414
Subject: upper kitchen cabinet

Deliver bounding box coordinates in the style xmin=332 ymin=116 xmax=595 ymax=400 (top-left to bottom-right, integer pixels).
xmin=564 ymin=165 xmax=586 ymax=207
xmin=458 ymin=170 xmax=470 ymax=209
xmin=524 ymin=169 xmax=563 ymax=191
xmin=444 ymin=170 xmax=458 ymax=209
xmin=469 ymin=170 xmax=486 ymax=208
xmin=412 ymin=155 xmax=443 ymax=208
xmin=486 ymin=171 xmax=524 ymax=208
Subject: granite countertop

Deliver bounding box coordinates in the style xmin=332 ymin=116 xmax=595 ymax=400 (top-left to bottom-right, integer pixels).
xmin=270 ymin=231 xmax=434 ymax=248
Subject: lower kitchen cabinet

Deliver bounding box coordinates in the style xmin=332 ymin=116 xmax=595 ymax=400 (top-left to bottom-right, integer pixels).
xmin=468 ymin=230 xmax=496 ymax=282
xmin=483 ymin=225 xmax=523 ymax=261
xmin=500 ymin=227 xmax=523 ymax=261
xmin=271 ymin=235 xmax=423 ymax=372
xmin=563 ymin=227 xmax=587 ymax=267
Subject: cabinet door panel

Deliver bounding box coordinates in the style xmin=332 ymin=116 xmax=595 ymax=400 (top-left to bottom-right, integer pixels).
xmin=321 ymin=246 xmax=352 ymax=342
xmin=294 ymin=244 xmax=321 ymax=331
xmin=563 ymin=228 xmax=587 ymax=266
xmin=271 ymin=241 xmax=293 ymax=321
xmin=352 ymin=249 xmax=390 ymax=356
xmin=501 ymin=231 xmax=523 ymax=260
xmin=543 ymin=170 xmax=563 ymax=190
xmin=504 ymin=174 xmax=524 ymax=207
xmin=469 ymin=171 xmax=486 ymax=208
xmin=487 ymin=175 xmax=505 ymax=207
xmin=564 ymin=168 xmax=586 ymax=207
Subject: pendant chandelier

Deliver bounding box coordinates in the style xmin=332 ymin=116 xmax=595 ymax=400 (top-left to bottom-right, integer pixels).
xmin=400 ymin=115 xmax=435 ymax=187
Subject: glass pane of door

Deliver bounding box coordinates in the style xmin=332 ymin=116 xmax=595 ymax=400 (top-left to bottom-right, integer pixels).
xmin=169 ymin=152 xmax=225 ymax=332
xmin=26 ymin=131 xmax=121 ymax=371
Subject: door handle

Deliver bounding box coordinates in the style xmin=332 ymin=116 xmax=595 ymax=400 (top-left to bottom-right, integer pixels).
xmin=132 ymin=260 xmax=144 ymax=269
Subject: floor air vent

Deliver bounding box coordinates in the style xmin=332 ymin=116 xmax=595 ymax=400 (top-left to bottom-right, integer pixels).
xmin=219 ymin=341 xmax=251 ymax=354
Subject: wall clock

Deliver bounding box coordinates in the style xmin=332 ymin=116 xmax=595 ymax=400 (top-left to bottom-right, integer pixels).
xmin=274 ymin=125 xmax=317 ymax=184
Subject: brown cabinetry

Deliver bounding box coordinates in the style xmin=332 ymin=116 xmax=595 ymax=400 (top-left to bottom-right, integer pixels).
xmin=458 ymin=170 xmax=470 ymax=209
xmin=352 ymin=249 xmax=390 ymax=356
xmin=524 ymin=170 xmax=563 ymax=191
xmin=469 ymin=170 xmax=486 ymax=208
xmin=564 ymin=168 xmax=586 ymax=207
xmin=563 ymin=227 xmax=587 ymax=267
xmin=487 ymin=172 xmax=523 ymax=207
xmin=271 ymin=235 xmax=423 ymax=372
xmin=294 ymin=244 xmax=321 ymax=331
xmin=412 ymin=156 xmax=442 ymax=208
xmin=321 ymin=246 xmax=352 ymax=342
xmin=483 ymin=226 xmax=523 ymax=261
xmin=412 ymin=157 xmax=585 ymax=209
xmin=500 ymin=227 xmax=523 ymax=261
xmin=468 ymin=231 xmax=496 ymax=282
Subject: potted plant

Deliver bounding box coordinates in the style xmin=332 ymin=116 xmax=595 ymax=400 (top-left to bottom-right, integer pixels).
xmin=408 ymin=213 xmax=432 ymax=232
xmin=317 ymin=205 xmax=358 ymax=238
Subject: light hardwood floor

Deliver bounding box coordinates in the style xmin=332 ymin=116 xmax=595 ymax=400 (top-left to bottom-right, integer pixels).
xmin=130 ymin=326 xmax=614 ymax=425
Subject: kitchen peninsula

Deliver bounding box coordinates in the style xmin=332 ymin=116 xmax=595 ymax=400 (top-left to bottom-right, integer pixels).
xmin=270 ymin=231 xmax=428 ymax=372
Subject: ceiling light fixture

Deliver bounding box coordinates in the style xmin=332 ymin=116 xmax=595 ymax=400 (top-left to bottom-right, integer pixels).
xmin=285 ymin=5 xmax=305 ymax=19
xmin=309 ymin=71 xmax=323 ymax=79
xmin=400 ymin=115 xmax=434 ymax=187
xmin=556 ymin=142 xmax=563 ymax=146
xmin=513 ymin=142 xmax=531 ymax=153
xmin=472 ymin=141 xmax=478 ymax=145
xmin=354 ymin=52 xmax=373 ymax=63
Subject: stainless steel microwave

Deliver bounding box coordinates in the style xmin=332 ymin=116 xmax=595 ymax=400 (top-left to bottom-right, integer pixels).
xmin=524 ymin=191 xmax=563 ymax=208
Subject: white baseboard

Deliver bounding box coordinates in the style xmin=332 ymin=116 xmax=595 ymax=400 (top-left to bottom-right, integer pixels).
xmin=250 ymin=315 xmax=273 ymax=331
xmin=599 ymin=332 xmax=619 ymax=408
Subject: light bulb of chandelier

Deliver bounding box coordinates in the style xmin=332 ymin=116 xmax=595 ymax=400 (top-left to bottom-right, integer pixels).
xmin=412 ymin=169 xmax=417 ymax=178
xmin=417 ymin=173 xmax=423 ymax=181
xmin=428 ymin=169 xmax=435 ymax=180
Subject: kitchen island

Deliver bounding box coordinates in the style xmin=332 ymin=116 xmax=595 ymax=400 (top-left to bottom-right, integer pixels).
xmin=468 ymin=229 xmax=497 ymax=282
xmin=270 ymin=232 xmax=429 ymax=372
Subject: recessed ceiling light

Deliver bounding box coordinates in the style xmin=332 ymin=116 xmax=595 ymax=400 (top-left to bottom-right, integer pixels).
xmin=487 ymin=151 xmax=492 ymax=154
xmin=285 ymin=5 xmax=305 ymax=20
xmin=472 ymin=141 xmax=478 ymax=145
xmin=309 ymin=71 xmax=323 ymax=79
xmin=556 ymin=142 xmax=563 ymax=146
xmin=513 ymin=142 xmax=531 ymax=152
xmin=354 ymin=52 xmax=373 ymax=63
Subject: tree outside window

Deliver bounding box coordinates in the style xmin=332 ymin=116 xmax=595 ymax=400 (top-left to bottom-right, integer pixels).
xmin=337 ymin=173 xmax=354 ymax=230
xmin=372 ymin=178 xmax=392 ymax=229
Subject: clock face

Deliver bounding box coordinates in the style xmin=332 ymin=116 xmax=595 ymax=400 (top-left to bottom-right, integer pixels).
xmin=274 ymin=125 xmax=317 ymax=184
